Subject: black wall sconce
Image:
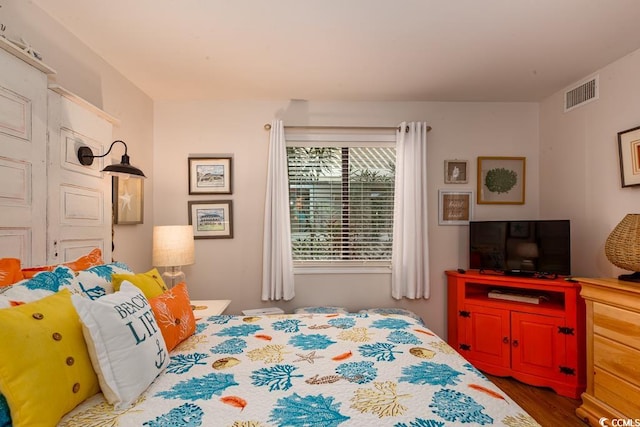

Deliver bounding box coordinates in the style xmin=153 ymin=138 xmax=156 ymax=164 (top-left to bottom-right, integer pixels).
xmin=77 ymin=140 xmax=146 ymax=178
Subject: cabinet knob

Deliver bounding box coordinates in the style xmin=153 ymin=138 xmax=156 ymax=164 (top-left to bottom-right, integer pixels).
xmin=512 ymin=340 xmax=519 ymax=347
xmin=502 ymin=337 xmax=509 ymax=344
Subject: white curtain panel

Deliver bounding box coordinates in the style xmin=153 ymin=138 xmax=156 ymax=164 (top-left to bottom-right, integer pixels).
xmin=261 ymin=120 xmax=295 ymax=301
xmin=391 ymin=121 xmax=430 ymax=299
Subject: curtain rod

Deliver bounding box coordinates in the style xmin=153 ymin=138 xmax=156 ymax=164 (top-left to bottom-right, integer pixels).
xmin=263 ymin=124 xmax=432 ymax=132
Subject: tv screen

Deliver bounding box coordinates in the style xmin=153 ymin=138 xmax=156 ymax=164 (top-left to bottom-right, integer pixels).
xmin=469 ymin=220 xmax=571 ymax=276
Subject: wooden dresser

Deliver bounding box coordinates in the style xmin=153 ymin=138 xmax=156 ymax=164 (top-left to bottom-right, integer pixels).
xmin=575 ymin=278 xmax=640 ymax=426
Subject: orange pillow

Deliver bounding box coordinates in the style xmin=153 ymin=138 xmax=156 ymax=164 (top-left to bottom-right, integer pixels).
xmin=21 ymin=248 xmax=103 ymax=279
xmin=0 ymin=258 xmax=24 ymax=287
xmin=149 ymin=283 xmax=196 ymax=351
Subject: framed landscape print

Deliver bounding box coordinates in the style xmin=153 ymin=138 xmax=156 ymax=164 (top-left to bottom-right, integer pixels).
xmin=477 ymin=156 xmax=526 ymax=204
xmin=188 ymin=200 xmax=233 ymax=239
xmin=617 ymin=125 xmax=640 ymax=187
xmin=438 ymin=189 xmax=473 ymax=225
xmin=113 ymin=176 xmax=143 ymax=225
xmin=188 ymin=156 xmax=233 ymax=194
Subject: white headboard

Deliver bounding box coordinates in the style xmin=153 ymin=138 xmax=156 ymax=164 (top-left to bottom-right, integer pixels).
xmin=0 ymin=42 xmax=114 ymax=267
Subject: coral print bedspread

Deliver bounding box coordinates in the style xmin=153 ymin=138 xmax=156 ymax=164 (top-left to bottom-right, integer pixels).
xmin=59 ymin=312 xmax=539 ymax=426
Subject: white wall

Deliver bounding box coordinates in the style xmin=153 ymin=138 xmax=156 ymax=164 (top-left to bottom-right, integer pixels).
xmin=154 ymin=100 xmax=540 ymax=336
xmin=1 ymin=0 xmax=155 ymax=273
xmin=539 ymin=49 xmax=640 ymax=278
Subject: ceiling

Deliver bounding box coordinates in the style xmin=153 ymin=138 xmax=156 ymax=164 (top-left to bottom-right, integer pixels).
xmin=32 ymin=0 xmax=640 ymax=102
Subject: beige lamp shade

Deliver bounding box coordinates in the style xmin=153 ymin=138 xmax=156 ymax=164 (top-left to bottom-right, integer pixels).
xmin=152 ymin=225 xmax=195 ymax=267
xmin=605 ymin=214 xmax=640 ymax=274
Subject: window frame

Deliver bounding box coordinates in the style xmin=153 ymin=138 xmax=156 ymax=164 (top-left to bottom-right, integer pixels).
xmin=285 ymin=129 xmax=397 ymax=273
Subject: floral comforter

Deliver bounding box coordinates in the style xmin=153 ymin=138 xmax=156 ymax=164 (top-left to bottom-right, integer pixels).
xmin=59 ymin=312 xmax=539 ymax=426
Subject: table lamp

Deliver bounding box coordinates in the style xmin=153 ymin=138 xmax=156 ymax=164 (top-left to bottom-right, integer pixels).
xmin=152 ymin=225 xmax=195 ymax=288
xmin=604 ymin=213 xmax=640 ymax=281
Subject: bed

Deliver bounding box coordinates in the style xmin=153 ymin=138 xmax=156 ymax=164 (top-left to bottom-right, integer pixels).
xmin=61 ymin=313 xmax=537 ymax=426
xmin=0 ymin=258 xmax=539 ymax=427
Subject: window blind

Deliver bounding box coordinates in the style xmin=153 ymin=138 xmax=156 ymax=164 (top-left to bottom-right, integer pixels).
xmin=286 ymin=138 xmax=396 ymax=264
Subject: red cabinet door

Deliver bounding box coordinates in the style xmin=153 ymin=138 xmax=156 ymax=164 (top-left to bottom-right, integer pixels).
xmin=510 ymin=311 xmax=566 ymax=381
xmin=461 ymin=304 xmax=511 ymax=368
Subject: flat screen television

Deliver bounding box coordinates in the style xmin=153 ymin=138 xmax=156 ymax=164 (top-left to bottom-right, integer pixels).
xmin=469 ymin=220 xmax=571 ymax=276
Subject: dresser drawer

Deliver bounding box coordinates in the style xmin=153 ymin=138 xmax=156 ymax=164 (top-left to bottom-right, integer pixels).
xmin=593 ymin=367 xmax=640 ymax=418
xmin=593 ymin=334 xmax=640 ymax=386
xmin=593 ymin=302 xmax=640 ymax=351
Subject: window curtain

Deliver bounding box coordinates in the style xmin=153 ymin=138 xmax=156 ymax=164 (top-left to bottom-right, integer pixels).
xmin=391 ymin=121 xmax=430 ymax=299
xmin=261 ymin=120 xmax=295 ymax=301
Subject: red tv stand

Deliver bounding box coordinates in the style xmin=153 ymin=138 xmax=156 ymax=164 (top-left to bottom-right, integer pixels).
xmin=446 ymin=269 xmax=586 ymax=398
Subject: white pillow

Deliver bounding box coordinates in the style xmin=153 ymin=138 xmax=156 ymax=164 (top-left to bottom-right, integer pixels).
xmin=71 ymin=281 xmax=169 ymax=409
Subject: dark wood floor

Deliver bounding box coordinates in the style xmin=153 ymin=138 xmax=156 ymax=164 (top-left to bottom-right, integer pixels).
xmin=486 ymin=374 xmax=588 ymax=427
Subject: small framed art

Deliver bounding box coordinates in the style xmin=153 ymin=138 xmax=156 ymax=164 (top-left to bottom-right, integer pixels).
xmin=477 ymin=156 xmax=526 ymax=204
xmin=188 ymin=156 xmax=233 ymax=194
xmin=113 ymin=176 xmax=144 ymax=225
xmin=438 ymin=189 xmax=473 ymax=225
xmin=444 ymin=160 xmax=469 ymax=184
xmin=188 ymin=200 xmax=233 ymax=239
xmin=617 ymin=125 xmax=640 ymax=187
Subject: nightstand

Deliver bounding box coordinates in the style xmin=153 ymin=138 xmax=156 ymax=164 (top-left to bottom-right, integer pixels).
xmin=190 ymin=299 xmax=231 ymax=319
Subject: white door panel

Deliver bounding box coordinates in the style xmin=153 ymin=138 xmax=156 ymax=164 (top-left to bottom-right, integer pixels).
xmin=0 ymin=48 xmax=48 ymax=266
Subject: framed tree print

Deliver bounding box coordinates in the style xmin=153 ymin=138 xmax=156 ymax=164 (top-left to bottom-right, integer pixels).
xmin=477 ymin=156 xmax=526 ymax=204
xmin=188 ymin=156 xmax=233 ymax=194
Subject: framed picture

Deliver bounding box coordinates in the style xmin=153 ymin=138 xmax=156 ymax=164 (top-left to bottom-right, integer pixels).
xmin=509 ymin=221 xmax=530 ymax=238
xmin=617 ymin=125 xmax=640 ymax=187
xmin=477 ymin=156 xmax=526 ymax=204
xmin=444 ymin=160 xmax=469 ymax=184
xmin=438 ymin=189 xmax=473 ymax=225
xmin=188 ymin=156 xmax=233 ymax=194
xmin=113 ymin=176 xmax=144 ymax=225
xmin=188 ymin=200 xmax=233 ymax=239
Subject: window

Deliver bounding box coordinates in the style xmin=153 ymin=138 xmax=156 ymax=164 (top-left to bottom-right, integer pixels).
xmin=286 ymin=131 xmax=396 ymax=267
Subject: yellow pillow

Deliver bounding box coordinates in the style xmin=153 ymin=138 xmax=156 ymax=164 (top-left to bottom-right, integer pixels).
xmin=111 ymin=268 xmax=168 ymax=299
xmin=0 ymin=289 xmax=100 ymax=427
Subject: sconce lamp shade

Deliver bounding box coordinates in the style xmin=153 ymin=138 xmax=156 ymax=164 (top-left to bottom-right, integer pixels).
xmin=77 ymin=140 xmax=146 ymax=178
xmin=605 ymin=214 xmax=640 ymax=281
xmin=152 ymin=225 xmax=195 ymax=267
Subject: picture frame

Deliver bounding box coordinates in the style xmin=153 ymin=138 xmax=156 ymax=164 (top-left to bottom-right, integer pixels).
xmin=477 ymin=156 xmax=526 ymax=204
xmin=617 ymin=125 xmax=640 ymax=187
xmin=113 ymin=176 xmax=144 ymax=225
xmin=444 ymin=160 xmax=469 ymax=184
xmin=438 ymin=189 xmax=473 ymax=225
xmin=509 ymin=221 xmax=530 ymax=238
xmin=188 ymin=200 xmax=233 ymax=239
xmin=188 ymin=156 xmax=233 ymax=194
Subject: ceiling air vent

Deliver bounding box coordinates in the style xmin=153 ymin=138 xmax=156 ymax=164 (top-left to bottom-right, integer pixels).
xmin=564 ymin=75 xmax=599 ymax=112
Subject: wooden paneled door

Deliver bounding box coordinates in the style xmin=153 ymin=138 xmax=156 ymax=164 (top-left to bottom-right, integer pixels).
xmin=0 ymin=47 xmax=51 ymax=266
xmin=47 ymin=89 xmax=116 ymax=264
